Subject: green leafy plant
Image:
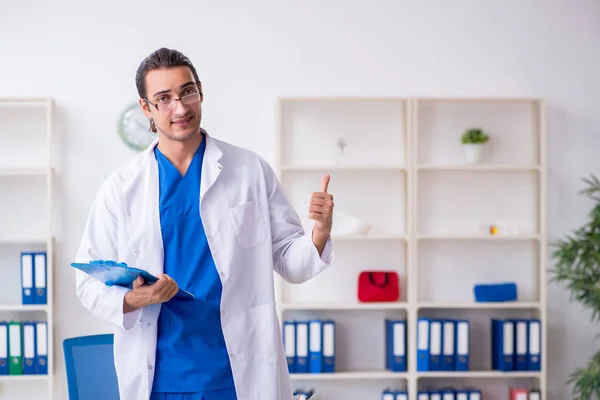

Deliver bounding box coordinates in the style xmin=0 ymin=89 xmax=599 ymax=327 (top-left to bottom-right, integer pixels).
xmin=550 ymin=174 xmax=600 ymax=399
xmin=461 ymin=127 xmax=489 ymax=144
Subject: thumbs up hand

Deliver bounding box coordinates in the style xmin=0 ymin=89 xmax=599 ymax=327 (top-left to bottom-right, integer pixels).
xmin=309 ymin=174 xmax=334 ymax=252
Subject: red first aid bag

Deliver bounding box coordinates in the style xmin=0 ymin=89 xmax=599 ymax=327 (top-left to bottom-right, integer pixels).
xmin=357 ymin=271 xmax=400 ymax=302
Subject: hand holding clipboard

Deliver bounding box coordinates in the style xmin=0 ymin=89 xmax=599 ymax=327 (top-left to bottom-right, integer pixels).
xmin=71 ymin=260 xmax=194 ymax=301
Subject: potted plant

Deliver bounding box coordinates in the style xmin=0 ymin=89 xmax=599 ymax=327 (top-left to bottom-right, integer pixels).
xmin=550 ymin=174 xmax=600 ymax=399
xmin=461 ymin=127 xmax=489 ymax=164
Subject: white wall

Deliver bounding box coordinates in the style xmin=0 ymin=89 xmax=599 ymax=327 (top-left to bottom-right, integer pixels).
xmin=0 ymin=0 xmax=599 ymax=399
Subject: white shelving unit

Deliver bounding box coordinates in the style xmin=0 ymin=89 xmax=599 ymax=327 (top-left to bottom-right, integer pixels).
xmin=274 ymin=97 xmax=546 ymax=400
xmin=0 ymin=98 xmax=55 ymax=400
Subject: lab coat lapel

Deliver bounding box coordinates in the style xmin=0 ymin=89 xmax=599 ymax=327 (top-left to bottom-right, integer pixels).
xmin=121 ymin=138 xmax=164 ymax=278
xmin=200 ymin=131 xmax=224 ymax=200
xmin=121 ymin=131 xmax=221 ymax=278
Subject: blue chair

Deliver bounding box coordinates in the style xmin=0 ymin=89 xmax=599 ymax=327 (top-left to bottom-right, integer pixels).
xmin=63 ymin=334 xmax=120 ymax=400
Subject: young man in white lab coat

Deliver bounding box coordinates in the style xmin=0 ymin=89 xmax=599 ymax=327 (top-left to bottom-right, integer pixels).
xmin=74 ymin=48 xmax=335 ymax=400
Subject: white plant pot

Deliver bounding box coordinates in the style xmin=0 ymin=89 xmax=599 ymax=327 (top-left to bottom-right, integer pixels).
xmin=464 ymin=143 xmax=483 ymax=164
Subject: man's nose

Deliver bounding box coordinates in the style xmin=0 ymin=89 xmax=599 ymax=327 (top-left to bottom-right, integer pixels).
xmin=172 ymin=98 xmax=189 ymax=114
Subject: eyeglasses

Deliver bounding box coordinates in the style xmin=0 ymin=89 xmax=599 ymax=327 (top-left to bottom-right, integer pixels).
xmin=145 ymin=91 xmax=202 ymax=112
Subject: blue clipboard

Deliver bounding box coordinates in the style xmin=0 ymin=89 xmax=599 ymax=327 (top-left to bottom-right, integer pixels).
xmin=71 ymin=260 xmax=194 ymax=299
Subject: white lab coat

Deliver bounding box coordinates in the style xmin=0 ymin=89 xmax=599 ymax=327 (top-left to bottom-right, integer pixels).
xmin=74 ymin=131 xmax=334 ymax=400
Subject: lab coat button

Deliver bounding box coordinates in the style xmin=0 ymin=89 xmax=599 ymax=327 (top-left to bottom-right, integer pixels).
xmin=127 ymin=211 xmax=131 ymax=216
xmin=229 ymin=353 xmax=235 ymax=358
xmin=220 ymin=272 xmax=225 ymax=277
xmin=135 ymin=249 xmax=140 ymax=254
xmin=221 ymin=310 xmax=226 ymax=315
xmin=146 ymin=322 xmax=151 ymax=327
xmin=148 ymin=365 xmax=153 ymax=370
xmin=207 ymin=235 xmax=213 ymax=240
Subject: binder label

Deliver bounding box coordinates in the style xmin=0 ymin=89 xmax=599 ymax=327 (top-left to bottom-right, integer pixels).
xmin=530 ymin=321 xmax=540 ymax=355
xmin=23 ymin=325 xmax=34 ymax=359
xmin=418 ymin=319 xmax=429 ymax=349
xmin=284 ymin=324 xmax=295 ymax=357
xmin=457 ymin=322 xmax=468 ymax=355
xmin=35 ymin=254 xmax=47 ymax=288
xmin=0 ymin=325 xmax=6 ymax=359
xmin=9 ymin=324 xmax=21 ymax=357
xmin=393 ymin=322 xmax=405 ymax=356
xmin=323 ymin=323 xmax=334 ymax=357
xmin=37 ymin=323 xmax=48 ymax=356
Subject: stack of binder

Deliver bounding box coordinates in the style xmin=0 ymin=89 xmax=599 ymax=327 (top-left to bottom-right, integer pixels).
xmin=21 ymin=252 xmax=47 ymax=305
xmin=283 ymin=319 xmax=335 ymax=374
xmin=491 ymin=318 xmax=541 ymax=371
xmin=416 ymin=388 xmax=482 ymax=400
xmin=0 ymin=320 xmax=48 ymax=375
xmin=382 ymin=388 xmax=408 ymax=399
xmin=385 ymin=318 xmax=407 ymax=372
xmin=416 ymin=318 xmax=470 ymax=371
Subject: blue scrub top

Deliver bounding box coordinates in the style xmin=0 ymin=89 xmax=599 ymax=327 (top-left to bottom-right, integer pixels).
xmin=151 ymin=136 xmax=235 ymax=393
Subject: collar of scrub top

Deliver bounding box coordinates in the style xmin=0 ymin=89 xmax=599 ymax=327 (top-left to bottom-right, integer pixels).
xmin=145 ymin=127 xmax=224 ymax=165
xmin=144 ymin=128 xmax=225 ymax=202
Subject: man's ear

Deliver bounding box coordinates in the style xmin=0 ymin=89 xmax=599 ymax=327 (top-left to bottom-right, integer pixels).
xmin=139 ymin=98 xmax=152 ymax=119
xmin=139 ymin=99 xmax=157 ymax=133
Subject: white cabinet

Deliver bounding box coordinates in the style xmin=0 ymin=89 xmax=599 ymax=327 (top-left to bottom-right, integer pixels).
xmin=275 ymin=97 xmax=546 ymax=400
xmin=0 ymin=98 xmax=55 ymax=400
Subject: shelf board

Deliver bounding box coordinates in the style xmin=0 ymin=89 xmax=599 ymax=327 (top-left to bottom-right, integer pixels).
xmin=415 ymin=97 xmax=543 ymax=103
xmin=0 ymin=168 xmax=52 ymax=177
xmin=0 ymin=374 xmax=49 ymax=382
xmin=417 ymin=302 xmax=541 ymax=310
xmin=0 ymin=237 xmax=50 ymax=245
xmin=417 ymin=164 xmax=540 ymax=172
xmin=280 ymin=302 xmax=408 ymax=311
xmin=332 ymin=234 xmax=406 ymax=241
xmin=0 ymin=305 xmax=50 ymax=312
xmin=290 ymin=371 xmax=408 ymax=380
xmin=417 ymin=371 xmax=541 ymax=379
xmin=281 ymin=165 xmax=405 ymax=172
xmin=279 ymin=97 xmax=409 ymax=103
xmin=417 ymin=234 xmax=539 ymax=241
xmin=0 ymin=98 xmax=52 ymax=108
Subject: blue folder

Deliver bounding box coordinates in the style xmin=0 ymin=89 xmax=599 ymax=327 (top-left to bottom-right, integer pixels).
xmin=33 ymin=252 xmax=48 ymax=305
xmin=22 ymin=321 xmax=36 ymax=375
xmin=21 ymin=252 xmax=34 ymax=305
xmin=491 ymin=319 xmax=514 ymax=371
xmin=309 ymin=320 xmax=323 ymax=373
xmin=385 ymin=318 xmax=407 ymax=372
xmin=35 ymin=322 xmax=48 ymax=375
xmin=283 ymin=320 xmax=296 ymax=373
xmin=71 ymin=260 xmax=194 ymax=299
xmin=0 ymin=322 xmax=7 ymax=375
xmin=417 ymin=317 xmax=430 ymax=372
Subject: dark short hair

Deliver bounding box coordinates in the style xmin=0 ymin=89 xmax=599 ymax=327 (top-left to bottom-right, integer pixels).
xmin=135 ymin=48 xmax=201 ymax=99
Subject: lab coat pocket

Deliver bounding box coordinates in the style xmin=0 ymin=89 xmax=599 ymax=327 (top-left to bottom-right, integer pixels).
xmin=250 ymin=301 xmax=277 ymax=364
xmin=229 ymin=199 xmax=268 ymax=249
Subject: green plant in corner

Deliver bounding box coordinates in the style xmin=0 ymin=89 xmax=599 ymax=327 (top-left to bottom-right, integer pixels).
xmin=461 ymin=127 xmax=489 ymax=144
xmin=550 ymin=174 xmax=600 ymax=399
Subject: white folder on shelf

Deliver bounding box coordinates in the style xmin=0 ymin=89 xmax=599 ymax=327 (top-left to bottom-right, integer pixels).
xmin=442 ymin=320 xmax=454 ymax=370
xmin=429 ymin=320 xmax=442 ymax=370
xmin=21 ymin=253 xmax=34 ymax=304
xmin=36 ymin=322 xmax=48 ymax=374
xmin=23 ymin=322 xmax=36 ymax=374
xmin=33 ymin=252 xmax=47 ymax=304
xmin=0 ymin=323 xmax=7 ymax=375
